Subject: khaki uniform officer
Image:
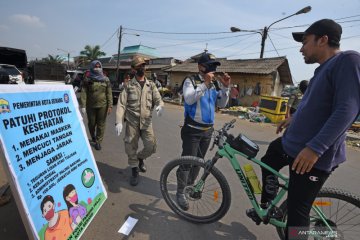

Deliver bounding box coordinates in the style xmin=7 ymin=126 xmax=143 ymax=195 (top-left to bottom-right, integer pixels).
xmin=80 ymin=60 xmax=113 ymax=151
xmin=115 ymin=56 xmax=164 ymax=186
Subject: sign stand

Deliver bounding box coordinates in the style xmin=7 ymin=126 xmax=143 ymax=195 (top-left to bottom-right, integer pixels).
xmin=0 ymin=85 xmax=107 ymax=240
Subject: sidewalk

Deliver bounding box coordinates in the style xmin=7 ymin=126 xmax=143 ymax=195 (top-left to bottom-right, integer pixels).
xmin=164 ymin=99 xmax=360 ymax=146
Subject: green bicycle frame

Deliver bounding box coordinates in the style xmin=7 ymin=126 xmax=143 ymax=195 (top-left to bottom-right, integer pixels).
xmin=215 ymin=142 xmax=339 ymax=235
xmin=190 ymin=136 xmax=338 ymax=237
xmin=216 ymin=143 xmax=288 ymax=228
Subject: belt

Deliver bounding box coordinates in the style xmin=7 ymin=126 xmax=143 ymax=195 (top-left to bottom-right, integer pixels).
xmin=186 ymin=124 xmax=212 ymax=131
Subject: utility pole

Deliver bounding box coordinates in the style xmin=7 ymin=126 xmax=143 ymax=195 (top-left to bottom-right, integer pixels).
xmin=231 ymin=6 xmax=311 ymax=58
xmin=116 ymin=25 xmax=123 ymax=83
xmin=260 ymin=27 xmax=268 ymax=59
xmin=259 ymin=6 xmax=311 ymax=58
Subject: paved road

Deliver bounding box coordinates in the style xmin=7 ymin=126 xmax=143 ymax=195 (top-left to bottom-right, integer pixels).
xmin=1 ymin=103 xmax=359 ymax=240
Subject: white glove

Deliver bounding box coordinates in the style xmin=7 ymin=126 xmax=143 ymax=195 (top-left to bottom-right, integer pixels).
xmin=115 ymin=123 xmax=123 ymax=136
xmin=81 ymin=108 xmax=86 ymax=115
xmin=155 ymin=105 xmax=164 ymax=117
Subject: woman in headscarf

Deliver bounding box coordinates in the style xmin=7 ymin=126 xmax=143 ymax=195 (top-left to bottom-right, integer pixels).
xmin=80 ymin=60 xmax=113 ymax=150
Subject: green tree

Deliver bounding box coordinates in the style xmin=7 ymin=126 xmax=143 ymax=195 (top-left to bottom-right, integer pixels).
xmin=80 ymin=45 xmax=106 ymax=64
xmin=41 ymin=54 xmax=63 ymax=64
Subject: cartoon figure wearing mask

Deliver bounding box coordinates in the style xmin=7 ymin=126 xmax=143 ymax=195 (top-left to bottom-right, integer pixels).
xmin=40 ymin=195 xmax=73 ymax=240
xmin=63 ymin=184 xmax=87 ymax=228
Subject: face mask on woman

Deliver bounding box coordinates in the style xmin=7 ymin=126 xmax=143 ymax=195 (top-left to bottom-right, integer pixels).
xmin=93 ymin=67 xmax=102 ymax=73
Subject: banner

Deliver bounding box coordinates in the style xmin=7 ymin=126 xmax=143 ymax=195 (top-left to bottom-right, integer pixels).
xmin=0 ymin=85 xmax=107 ymax=240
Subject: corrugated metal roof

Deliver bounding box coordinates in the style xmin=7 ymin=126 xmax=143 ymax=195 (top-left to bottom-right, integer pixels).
xmin=102 ymin=64 xmax=171 ymax=70
xmin=166 ymin=57 xmax=285 ymax=74
xmin=165 ymin=56 xmax=293 ymax=84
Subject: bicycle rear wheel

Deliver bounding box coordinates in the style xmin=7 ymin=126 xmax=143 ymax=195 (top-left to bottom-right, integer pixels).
xmin=276 ymin=187 xmax=360 ymax=239
xmin=160 ymin=156 xmax=231 ymax=224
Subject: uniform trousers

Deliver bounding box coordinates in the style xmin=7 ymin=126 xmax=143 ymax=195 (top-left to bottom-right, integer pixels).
xmin=86 ymin=106 xmax=108 ymax=143
xmin=124 ymin=122 xmax=157 ymax=168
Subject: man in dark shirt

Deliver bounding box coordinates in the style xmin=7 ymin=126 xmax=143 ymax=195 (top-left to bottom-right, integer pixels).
xmin=247 ymin=19 xmax=360 ymax=239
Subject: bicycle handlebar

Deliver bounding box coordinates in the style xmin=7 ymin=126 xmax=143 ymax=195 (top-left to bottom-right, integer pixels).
xmin=210 ymin=119 xmax=236 ymax=151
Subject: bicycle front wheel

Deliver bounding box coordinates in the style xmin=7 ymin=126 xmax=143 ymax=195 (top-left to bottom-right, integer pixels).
xmin=276 ymin=187 xmax=360 ymax=240
xmin=160 ymin=156 xmax=231 ymax=224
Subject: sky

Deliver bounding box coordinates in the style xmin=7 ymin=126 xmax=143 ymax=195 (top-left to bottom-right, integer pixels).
xmin=1 ymin=0 xmax=359 ymax=83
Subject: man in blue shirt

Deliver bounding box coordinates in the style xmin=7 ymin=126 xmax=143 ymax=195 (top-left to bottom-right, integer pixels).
xmin=247 ymin=19 xmax=360 ymax=239
xmin=176 ymin=52 xmax=231 ymax=210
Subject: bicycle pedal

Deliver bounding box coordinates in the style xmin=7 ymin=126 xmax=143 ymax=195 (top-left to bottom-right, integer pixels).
xmin=269 ymin=207 xmax=283 ymax=220
xmin=246 ymin=208 xmax=262 ymax=225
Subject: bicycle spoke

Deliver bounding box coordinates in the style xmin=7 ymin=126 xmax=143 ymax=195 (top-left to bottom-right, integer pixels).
xmin=160 ymin=157 xmax=232 ymax=223
xmin=309 ymin=190 xmax=360 ymax=240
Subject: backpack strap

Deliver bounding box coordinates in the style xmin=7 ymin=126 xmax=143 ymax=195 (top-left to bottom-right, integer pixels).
xmin=178 ymin=74 xmax=200 ymax=94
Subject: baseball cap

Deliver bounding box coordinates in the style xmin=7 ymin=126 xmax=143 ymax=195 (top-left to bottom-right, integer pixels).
xmin=131 ymin=56 xmax=146 ymax=68
xmin=292 ymin=19 xmax=342 ymax=46
xmin=198 ymin=52 xmax=221 ymax=66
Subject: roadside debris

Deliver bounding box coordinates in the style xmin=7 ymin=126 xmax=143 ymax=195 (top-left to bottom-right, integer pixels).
xmin=118 ymin=216 xmax=138 ymax=235
xmin=221 ymin=106 xmax=271 ymax=123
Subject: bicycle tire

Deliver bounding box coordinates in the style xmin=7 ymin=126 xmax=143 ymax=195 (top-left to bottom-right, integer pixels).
xmin=160 ymin=156 xmax=231 ymax=224
xmin=276 ymin=187 xmax=360 ymax=240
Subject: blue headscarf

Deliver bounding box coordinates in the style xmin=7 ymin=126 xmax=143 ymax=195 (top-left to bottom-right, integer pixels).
xmin=88 ymin=60 xmax=106 ymax=81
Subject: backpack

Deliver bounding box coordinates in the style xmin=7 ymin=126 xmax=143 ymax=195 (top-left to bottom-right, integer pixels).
xmin=177 ymin=74 xmax=201 ymax=95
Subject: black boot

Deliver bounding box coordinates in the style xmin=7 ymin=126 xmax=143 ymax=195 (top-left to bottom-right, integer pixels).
xmin=138 ymin=159 xmax=147 ymax=173
xmin=176 ymin=169 xmax=189 ymax=211
xmin=130 ymin=167 xmax=139 ymax=186
xmin=94 ymin=142 xmax=101 ymax=150
xmin=246 ymin=202 xmax=268 ymax=225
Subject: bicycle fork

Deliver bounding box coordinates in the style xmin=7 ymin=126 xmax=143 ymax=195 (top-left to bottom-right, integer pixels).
xmin=193 ymin=153 xmax=222 ymax=193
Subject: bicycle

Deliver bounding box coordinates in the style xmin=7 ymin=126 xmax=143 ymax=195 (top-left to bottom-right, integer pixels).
xmin=160 ymin=119 xmax=360 ymax=239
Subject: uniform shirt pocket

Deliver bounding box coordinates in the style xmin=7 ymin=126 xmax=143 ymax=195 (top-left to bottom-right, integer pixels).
xmin=146 ymin=90 xmax=153 ymax=109
xmin=127 ymin=88 xmax=138 ymax=100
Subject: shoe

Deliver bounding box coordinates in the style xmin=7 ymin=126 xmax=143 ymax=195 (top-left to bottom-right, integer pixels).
xmin=138 ymin=159 xmax=147 ymax=173
xmin=0 ymin=195 xmax=11 ymax=206
xmin=130 ymin=167 xmax=139 ymax=186
xmin=94 ymin=143 xmax=101 ymax=151
xmin=246 ymin=208 xmax=262 ymax=225
xmin=176 ymin=192 xmax=189 ymax=211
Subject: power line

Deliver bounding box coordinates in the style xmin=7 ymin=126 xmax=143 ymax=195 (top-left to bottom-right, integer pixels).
xmin=335 ymin=14 xmax=360 ymax=20
xmin=234 ymin=33 xmax=360 ymax=57
xmin=271 ymin=19 xmax=360 ymax=32
xmin=213 ymin=34 xmax=257 ymax=51
xmin=120 ymin=14 xmax=360 ymax=42
xmin=224 ymin=40 xmax=263 ymax=58
xmin=123 ymin=27 xmax=232 ymax=35
xmin=342 ymin=34 xmax=360 ymax=40
xmin=101 ymin=29 xmax=118 ymax=48
xmin=153 ymin=33 xmax=255 ymax=48
xmin=267 ymin=34 xmax=280 ymax=57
